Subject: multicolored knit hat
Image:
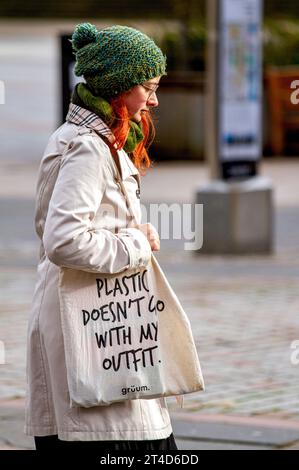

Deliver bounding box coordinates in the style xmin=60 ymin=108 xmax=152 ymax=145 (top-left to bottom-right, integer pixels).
xmin=71 ymin=23 xmax=167 ymax=98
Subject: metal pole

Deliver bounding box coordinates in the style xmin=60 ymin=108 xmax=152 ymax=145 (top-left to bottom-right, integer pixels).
xmin=205 ymin=0 xmax=220 ymax=180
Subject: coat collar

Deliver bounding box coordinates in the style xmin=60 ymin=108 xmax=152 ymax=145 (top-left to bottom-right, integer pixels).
xmin=66 ymin=103 xmax=115 ymax=143
xmin=66 ymin=103 xmax=139 ymax=180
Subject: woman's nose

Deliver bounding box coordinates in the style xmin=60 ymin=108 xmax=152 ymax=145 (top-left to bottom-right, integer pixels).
xmin=147 ymin=93 xmax=159 ymax=107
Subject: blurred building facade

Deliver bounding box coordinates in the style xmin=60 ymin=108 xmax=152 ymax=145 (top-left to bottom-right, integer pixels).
xmin=0 ymin=0 xmax=203 ymax=20
xmin=1 ymin=0 xmax=299 ymax=159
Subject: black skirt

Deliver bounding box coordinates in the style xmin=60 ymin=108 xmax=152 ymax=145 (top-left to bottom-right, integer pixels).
xmin=34 ymin=433 xmax=178 ymax=451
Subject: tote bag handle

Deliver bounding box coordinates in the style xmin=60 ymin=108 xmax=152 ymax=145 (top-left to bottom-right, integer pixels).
xmin=98 ymin=134 xmax=186 ymax=408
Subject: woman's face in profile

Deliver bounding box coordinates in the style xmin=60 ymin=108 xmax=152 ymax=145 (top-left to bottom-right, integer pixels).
xmin=122 ymin=76 xmax=161 ymax=123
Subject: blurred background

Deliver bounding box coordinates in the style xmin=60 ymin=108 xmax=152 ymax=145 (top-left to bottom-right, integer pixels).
xmin=3 ymin=0 xmax=299 ymax=161
xmin=0 ymin=0 xmax=299 ymax=451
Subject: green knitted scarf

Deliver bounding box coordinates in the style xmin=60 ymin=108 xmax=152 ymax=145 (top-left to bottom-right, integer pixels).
xmin=71 ymin=82 xmax=144 ymax=153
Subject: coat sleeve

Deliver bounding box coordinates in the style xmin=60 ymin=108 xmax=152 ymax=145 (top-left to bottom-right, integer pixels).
xmin=43 ymin=133 xmax=152 ymax=274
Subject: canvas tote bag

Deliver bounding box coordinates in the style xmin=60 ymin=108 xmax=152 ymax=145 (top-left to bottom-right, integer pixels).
xmin=58 ymin=136 xmax=204 ymax=408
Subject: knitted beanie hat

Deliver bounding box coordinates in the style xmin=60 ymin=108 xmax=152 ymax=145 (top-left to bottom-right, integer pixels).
xmin=72 ymin=23 xmax=167 ymax=98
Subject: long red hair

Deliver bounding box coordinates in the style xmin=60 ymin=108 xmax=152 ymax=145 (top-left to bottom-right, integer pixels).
xmin=108 ymin=95 xmax=156 ymax=175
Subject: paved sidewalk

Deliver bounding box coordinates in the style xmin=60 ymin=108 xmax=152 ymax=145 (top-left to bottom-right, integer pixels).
xmin=1 ymin=159 xmax=299 ymax=451
xmin=1 ymin=398 xmax=299 ymax=451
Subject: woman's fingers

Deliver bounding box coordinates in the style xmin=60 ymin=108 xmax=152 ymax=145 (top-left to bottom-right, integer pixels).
xmin=136 ymin=223 xmax=160 ymax=251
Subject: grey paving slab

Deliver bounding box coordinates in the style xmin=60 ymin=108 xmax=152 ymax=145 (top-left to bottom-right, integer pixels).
xmin=0 ymin=424 xmax=34 ymax=450
xmin=284 ymin=442 xmax=299 ymax=450
xmin=0 ymin=399 xmax=299 ymax=451
xmin=0 ymin=403 xmax=34 ymax=450
xmin=172 ymin=419 xmax=299 ymax=447
xmin=176 ymin=439 xmax=274 ymax=450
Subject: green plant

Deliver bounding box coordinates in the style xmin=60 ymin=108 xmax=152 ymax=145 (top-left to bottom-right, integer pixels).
xmin=160 ymin=31 xmax=184 ymax=71
xmin=159 ymin=22 xmax=206 ymax=71
xmin=186 ymin=22 xmax=206 ymax=71
xmin=263 ymin=17 xmax=299 ymax=66
xmin=158 ymin=16 xmax=299 ymax=72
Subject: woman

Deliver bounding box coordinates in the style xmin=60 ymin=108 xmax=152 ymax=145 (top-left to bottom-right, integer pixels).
xmin=24 ymin=22 xmax=178 ymax=451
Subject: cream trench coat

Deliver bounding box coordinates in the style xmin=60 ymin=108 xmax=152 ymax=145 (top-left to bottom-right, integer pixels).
xmin=24 ymin=107 xmax=173 ymax=441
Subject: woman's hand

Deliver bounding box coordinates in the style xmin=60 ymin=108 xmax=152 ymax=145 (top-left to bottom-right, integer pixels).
xmin=135 ymin=223 xmax=160 ymax=251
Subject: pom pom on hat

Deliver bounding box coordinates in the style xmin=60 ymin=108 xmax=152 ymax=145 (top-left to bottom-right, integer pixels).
xmin=72 ymin=23 xmax=98 ymax=51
